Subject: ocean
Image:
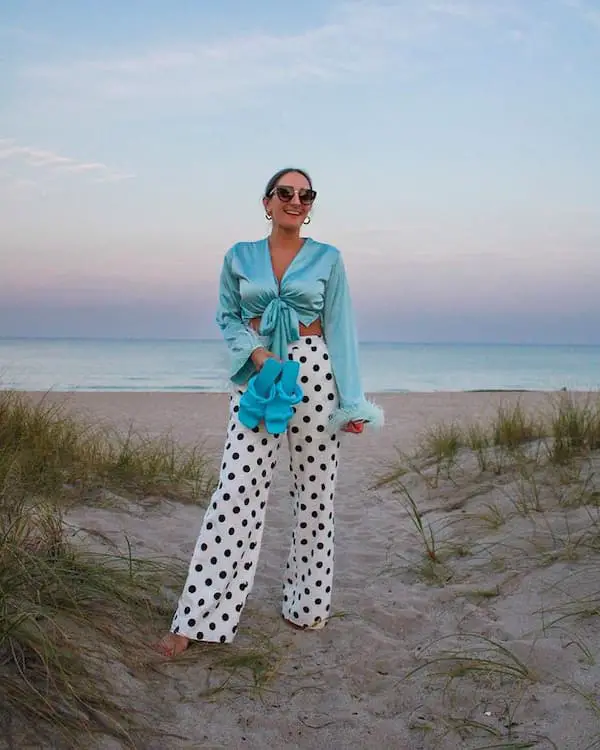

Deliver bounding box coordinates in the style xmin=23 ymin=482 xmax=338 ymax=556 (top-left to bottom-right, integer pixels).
xmin=0 ymin=338 xmax=599 ymax=393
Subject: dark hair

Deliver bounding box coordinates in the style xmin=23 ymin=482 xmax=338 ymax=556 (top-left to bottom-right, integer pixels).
xmin=263 ymin=167 xmax=313 ymax=199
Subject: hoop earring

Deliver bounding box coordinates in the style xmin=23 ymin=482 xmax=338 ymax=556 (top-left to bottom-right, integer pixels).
xmin=303 ymin=216 xmax=311 ymax=225
xmin=265 ymin=213 xmax=272 ymax=221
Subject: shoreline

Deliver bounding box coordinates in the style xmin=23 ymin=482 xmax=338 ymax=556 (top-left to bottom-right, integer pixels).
xmin=3 ymin=340 xmax=599 ymax=396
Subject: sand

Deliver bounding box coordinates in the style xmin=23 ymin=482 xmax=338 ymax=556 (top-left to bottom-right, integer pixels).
xmin=30 ymin=391 xmax=600 ymax=749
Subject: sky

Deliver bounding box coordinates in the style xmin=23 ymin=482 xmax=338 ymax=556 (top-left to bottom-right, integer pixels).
xmin=0 ymin=0 xmax=599 ymax=344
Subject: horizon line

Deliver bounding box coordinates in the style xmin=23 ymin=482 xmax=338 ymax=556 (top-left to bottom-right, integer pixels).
xmin=1 ymin=336 xmax=599 ymax=348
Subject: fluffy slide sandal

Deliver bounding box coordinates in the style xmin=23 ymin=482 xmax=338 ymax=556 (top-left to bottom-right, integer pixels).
xmin=238 ymin=358 xmax=283 ymax=429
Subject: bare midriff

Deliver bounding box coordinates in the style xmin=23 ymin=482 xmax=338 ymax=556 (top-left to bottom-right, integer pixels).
xmin=249 ymin=317 xmax=323 ymax=338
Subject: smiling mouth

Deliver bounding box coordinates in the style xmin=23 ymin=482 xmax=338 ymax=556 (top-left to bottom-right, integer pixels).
xmin=283 ymin=208 xmax=302 ymax=215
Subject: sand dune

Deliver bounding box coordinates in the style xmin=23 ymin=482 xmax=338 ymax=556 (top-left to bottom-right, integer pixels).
xmin=31 ymin=390 xmax=600 ymax=750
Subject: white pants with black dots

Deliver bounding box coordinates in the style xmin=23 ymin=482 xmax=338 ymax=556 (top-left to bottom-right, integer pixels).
xmin=170 ymin=336 xmax=341 ymax=644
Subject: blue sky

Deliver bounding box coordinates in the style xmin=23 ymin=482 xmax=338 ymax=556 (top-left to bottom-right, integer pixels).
xmin=1 ymin=0 xmax=599 ymax=343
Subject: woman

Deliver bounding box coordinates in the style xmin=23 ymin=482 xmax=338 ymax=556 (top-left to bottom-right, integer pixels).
xmin=155 ymin=168 xmax=383 ymax=657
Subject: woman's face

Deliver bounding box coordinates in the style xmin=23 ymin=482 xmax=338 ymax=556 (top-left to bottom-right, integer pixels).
xmin=263 ymin=171 xmax=316 ymax=231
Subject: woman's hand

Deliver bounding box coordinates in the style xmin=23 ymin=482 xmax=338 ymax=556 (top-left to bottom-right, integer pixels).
xmin=251 ymin=347 xmax=279 ymax=370
xmin=342 ymin=420 xmax=365 ymax=434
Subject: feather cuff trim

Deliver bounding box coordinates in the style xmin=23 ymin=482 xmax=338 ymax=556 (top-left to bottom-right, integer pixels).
xmin=328 ymin=399 xmax=385 ymax=433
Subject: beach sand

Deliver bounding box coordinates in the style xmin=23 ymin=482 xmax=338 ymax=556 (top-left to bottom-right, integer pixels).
xmin=30 ymin=391 xmax=600 ymax=749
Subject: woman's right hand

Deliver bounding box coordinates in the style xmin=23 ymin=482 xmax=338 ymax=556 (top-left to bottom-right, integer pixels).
xmin=251 ymin=347 xmax=279 ymax=369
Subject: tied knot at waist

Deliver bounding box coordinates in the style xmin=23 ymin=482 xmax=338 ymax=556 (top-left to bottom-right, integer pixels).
xmin=258 ymin=298 xmax=300 ymax=360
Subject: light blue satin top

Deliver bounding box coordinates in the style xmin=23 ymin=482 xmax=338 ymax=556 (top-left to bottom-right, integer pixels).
xmin=216 ymin=237 xmax=384 ymax=431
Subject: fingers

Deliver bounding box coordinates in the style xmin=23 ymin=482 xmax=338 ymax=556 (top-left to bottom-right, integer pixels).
xmin=342 ymin=421 xmax=365 ymax=434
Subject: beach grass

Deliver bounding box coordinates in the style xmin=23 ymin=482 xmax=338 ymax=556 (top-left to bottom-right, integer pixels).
xmin=0 ymin=389 xmax=217 ymax=749
xmin=376 ymin=392 xmax=600 ymax=748
xmin=0 ymin=391 xmax=216 ymax=504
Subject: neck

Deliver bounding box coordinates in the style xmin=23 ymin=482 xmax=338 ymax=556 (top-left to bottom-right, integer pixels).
xmin=269 ymin=224 xmax=304 ymax=250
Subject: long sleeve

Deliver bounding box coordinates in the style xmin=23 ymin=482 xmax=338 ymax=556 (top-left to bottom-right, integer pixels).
xmin=322 ymin=251 xmax=384 ymax=432
xmin=215 ymin=249 xmax=263 ymax=385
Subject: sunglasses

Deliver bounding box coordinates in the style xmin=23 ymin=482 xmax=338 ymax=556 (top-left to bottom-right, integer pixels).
xmin=269 ymin=185 xmax=317 ymax=205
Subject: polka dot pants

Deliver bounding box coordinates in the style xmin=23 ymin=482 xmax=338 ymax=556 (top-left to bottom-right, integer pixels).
xmin=170 ymin=336 xmax=340 ymax=643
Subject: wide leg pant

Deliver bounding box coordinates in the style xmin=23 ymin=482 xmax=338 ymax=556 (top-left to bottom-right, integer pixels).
xmin=170 ymin=336 xmax=341 ymax=643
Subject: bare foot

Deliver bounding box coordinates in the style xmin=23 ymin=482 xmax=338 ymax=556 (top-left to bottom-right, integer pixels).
xmin=281 ymin=615 xmax=326 ymax=631
xmin=282 ymin=615 xmax=304 ymax=630
xmin=153 ymin=633 xmax=191 ymax=657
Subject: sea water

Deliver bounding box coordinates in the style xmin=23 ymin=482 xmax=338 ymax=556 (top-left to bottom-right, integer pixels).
xmin=1 ymin=338 xmax=599 ymax=393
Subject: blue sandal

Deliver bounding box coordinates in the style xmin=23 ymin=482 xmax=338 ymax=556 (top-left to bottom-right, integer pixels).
xmin=238 ymin=358 xmax=283 ymax=430
xmin=264 ymin=360 xmax=304 ymax=434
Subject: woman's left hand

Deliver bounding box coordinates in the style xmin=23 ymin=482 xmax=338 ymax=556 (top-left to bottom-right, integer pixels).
xmin=342 ymin=420 xmax=365 ymax=434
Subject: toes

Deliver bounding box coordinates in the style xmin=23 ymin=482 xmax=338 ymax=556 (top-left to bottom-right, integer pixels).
xmin=152 ymin=641 xmax=173 ymax=657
